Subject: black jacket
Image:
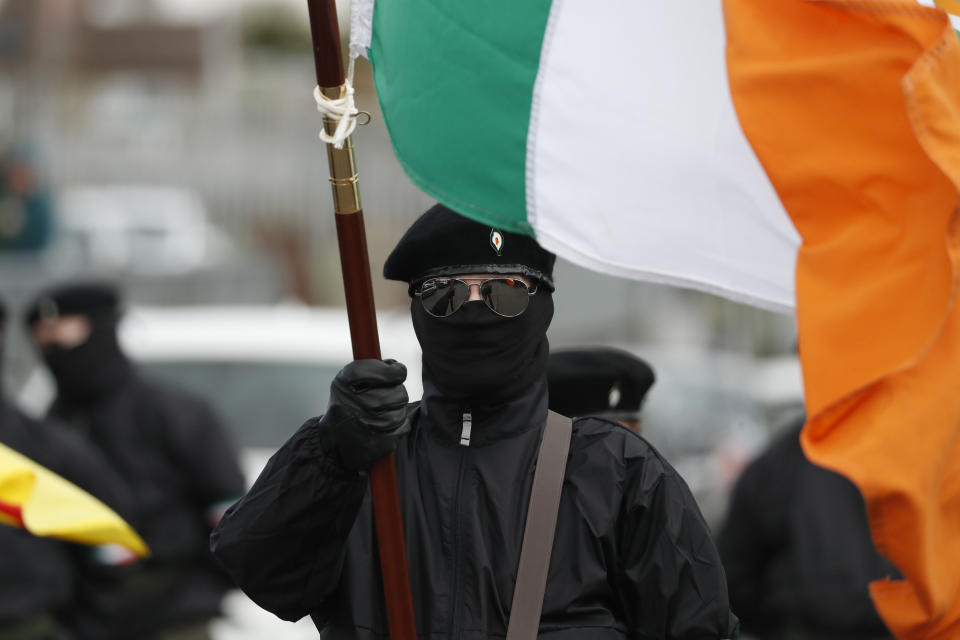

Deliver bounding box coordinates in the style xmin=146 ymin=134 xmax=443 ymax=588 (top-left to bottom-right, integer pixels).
xmin=212 ymin=376 xmax=739 ymax=639
xmin=50 ymin=371 xmax=246 ymax=638
xmin=0 ymin=399 xmax=130 ymax=626
xmin=717 ymin=416 xmax=896 ymax=639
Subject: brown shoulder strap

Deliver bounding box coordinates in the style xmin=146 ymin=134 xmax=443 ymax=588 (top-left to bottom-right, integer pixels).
xmin=505 ymin=410 xmax=573 ymax=640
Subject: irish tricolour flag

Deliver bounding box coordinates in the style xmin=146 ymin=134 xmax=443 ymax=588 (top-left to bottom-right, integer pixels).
xmin=352 ymin=0 xmax=960 ymax=637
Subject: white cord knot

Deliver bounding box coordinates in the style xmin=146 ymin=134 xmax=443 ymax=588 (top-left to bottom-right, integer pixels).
xmin=314 ymin=58 xmax=359 ymax=149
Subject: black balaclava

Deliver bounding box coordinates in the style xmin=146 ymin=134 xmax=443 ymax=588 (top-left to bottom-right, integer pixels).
xmin=26 ymin=283 xmax=131 ymax=406
xmin=40 ymin=315 xmax=131 ymax=407
xmin=384 ymin=203 xmax=557 ymax=406
xmin=412 ymin=290 xmax=554 ymax=406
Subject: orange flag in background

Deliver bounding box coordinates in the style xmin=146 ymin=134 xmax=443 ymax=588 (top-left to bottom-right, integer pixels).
xmin=726 ymin=1 xmax=960 ymax=637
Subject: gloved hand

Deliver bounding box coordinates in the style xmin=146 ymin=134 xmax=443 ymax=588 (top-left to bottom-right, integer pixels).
xmin=316 ymin=358 xmax=411 ymax=471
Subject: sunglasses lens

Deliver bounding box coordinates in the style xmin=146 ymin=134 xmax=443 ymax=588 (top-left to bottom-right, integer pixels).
xmin=420 ymin=279 xmax=469 ymax=317
xmin=481 ymin=279 xmax=530 ymax=317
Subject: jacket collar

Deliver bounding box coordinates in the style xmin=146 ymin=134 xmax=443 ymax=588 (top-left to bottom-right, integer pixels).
xmin=417 ymin=374 xmax=548 ymax=448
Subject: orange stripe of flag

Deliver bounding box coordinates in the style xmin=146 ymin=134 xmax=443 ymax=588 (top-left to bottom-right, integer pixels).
xmin=935 ymin=0 xmax=960 ymax=18
xmin=725 ymin=0 xmax=960 ymax=637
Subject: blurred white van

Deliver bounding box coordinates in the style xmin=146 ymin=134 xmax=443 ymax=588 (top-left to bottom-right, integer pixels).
xmin=19 ymin=304 xmax=423 ymax=476
xmin=118 ymin=305 xmax=422 ymax=472
xmin=51 ymin=185 xmax=234 ymax=275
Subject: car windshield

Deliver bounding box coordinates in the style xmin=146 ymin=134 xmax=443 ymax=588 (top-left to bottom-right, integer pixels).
xmin=141 ymin=360 xmax=341 ymax=448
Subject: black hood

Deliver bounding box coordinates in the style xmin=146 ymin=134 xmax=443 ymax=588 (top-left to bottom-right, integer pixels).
xmin=41 ymin=319 xmax=132 ymax=407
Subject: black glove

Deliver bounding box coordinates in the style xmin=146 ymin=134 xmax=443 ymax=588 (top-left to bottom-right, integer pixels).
xmin=316 ymin=358 xmax=411 ymax=471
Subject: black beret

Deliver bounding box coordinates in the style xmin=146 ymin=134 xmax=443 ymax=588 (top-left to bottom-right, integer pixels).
xmin=548 ymin=348 xmax=655 ymax=418
xmin=384 ymin=204 xmax=556 ymax=291
xmin=24 ymin=282 xmax=121 ymax=326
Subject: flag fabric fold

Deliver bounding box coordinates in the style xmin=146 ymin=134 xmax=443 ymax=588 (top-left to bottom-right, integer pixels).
xmin=360 ymin=0 xmax=960 ymax=637
xmin=920 ymin=0 xmax=960 ymax=33
xmin=366 ymin=0 xmax=800 ymax=311
xmin=725 ymin=2 xmax=960 ymax=637
xmin=0 ymin=442 xmax=149 ymax=557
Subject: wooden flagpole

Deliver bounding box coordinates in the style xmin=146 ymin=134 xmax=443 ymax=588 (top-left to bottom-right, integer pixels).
xmin=304 ymin=1 xmax=418 ymax=637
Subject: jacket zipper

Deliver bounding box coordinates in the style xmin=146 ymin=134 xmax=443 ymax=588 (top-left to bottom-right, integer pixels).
xmin=449 ymin=410 xmax=470 ymax=638
xmin=459 ymin=412 xmax=472 ymax=446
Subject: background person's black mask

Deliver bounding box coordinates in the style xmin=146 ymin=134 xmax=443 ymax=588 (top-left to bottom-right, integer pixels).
xmin=412 ymin=291 xmax=553 ymax=406
xmin=42 ymin=318 xmax=131 ymax=406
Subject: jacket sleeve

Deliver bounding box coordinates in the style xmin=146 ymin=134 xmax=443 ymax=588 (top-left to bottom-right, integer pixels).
xmin=617 ymin=452 xmax=740 ymax=640
xmin=32 ymin=417 xmax=135 ymax=520
xmin=715 ymin=451 xmax=783 ymax=633
xmin=159 ymin=391 xmax=246 ymax=511
xmin=715 ymin=421 xmax=805 ymax=635
xmin=209 ymin=417 xmax=368 ymax=622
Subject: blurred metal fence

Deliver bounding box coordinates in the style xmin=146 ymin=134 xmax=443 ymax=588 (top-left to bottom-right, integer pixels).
xmin=5 ymin=45 xmax=797 ymax=353
xmin=36 ymin=59 xmax=429 ymax=242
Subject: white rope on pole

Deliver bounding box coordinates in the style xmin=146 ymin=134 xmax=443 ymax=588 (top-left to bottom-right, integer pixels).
xmin=349 ymin=0 xmax=375 ymax=60
xmin=314 ymin=57 xmax=359 ymax=150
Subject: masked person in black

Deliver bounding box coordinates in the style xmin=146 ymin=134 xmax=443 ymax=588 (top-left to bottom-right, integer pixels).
xmin=211 ymin=204 xmax=740 ymax=639
xmin=25 ymin=283 xmax=246 ymax=640
xmin=717 ymin=414 xmax=897 ymax=640
xmin=0 ymin=298 xmax=132 ymax=640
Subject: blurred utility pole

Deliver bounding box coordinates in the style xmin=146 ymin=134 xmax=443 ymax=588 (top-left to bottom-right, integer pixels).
xmin=254 ymin=220 xmax=320 ymax=305
xmin=0 ymin=0 xmax=80 ymax=139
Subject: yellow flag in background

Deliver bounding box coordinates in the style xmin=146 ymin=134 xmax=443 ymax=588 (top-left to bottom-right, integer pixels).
xmin=0 ymin=442 xmax=148 ymax=557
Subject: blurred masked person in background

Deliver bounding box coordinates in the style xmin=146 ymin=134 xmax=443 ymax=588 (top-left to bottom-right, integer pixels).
xmin=547 ymin=347 xmax=655 ymax=434
xmin=211 ymin=204 xmax=739 ymax=639
xmin=717 ymin=414 xmax=897 ymax=640
xmin=0 ymin=298 xmax=132 ymax=640
xmin=25 ymin=283 xmax=246 ymax=640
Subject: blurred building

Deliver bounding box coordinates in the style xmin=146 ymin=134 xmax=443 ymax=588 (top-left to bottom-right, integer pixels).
xmin=0 ymin=0 xmax=799 ymax=409
xmin=0 ymin=0 xmax=432 ymax=308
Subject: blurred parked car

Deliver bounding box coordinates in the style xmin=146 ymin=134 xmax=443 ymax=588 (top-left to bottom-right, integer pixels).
xmin=14 ymin=304 xmax=423 ymax=640
xmin=18 ymin=303 xmax=423 ymax=476
xmin=620 ymin=345 xmax=803 ymax=527
xmin=49 ymin=185 xmax=234 ymax=275
xmin=122 ymin=305 xmax=422 ymax=476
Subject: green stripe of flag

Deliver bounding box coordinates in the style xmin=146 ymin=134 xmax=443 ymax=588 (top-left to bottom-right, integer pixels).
xmin=370 ymin=0 xmax=552 ymax=235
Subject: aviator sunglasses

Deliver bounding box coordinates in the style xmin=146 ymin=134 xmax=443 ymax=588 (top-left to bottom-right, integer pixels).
xmin=414 ymin=276 xmax=539 ymax=318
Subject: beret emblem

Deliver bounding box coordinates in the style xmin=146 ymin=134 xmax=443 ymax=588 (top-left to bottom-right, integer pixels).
xmin=608 ymin=384 xmax=621 ymax=409
xmin=490 ymin=230 xmax=504 ymax=256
